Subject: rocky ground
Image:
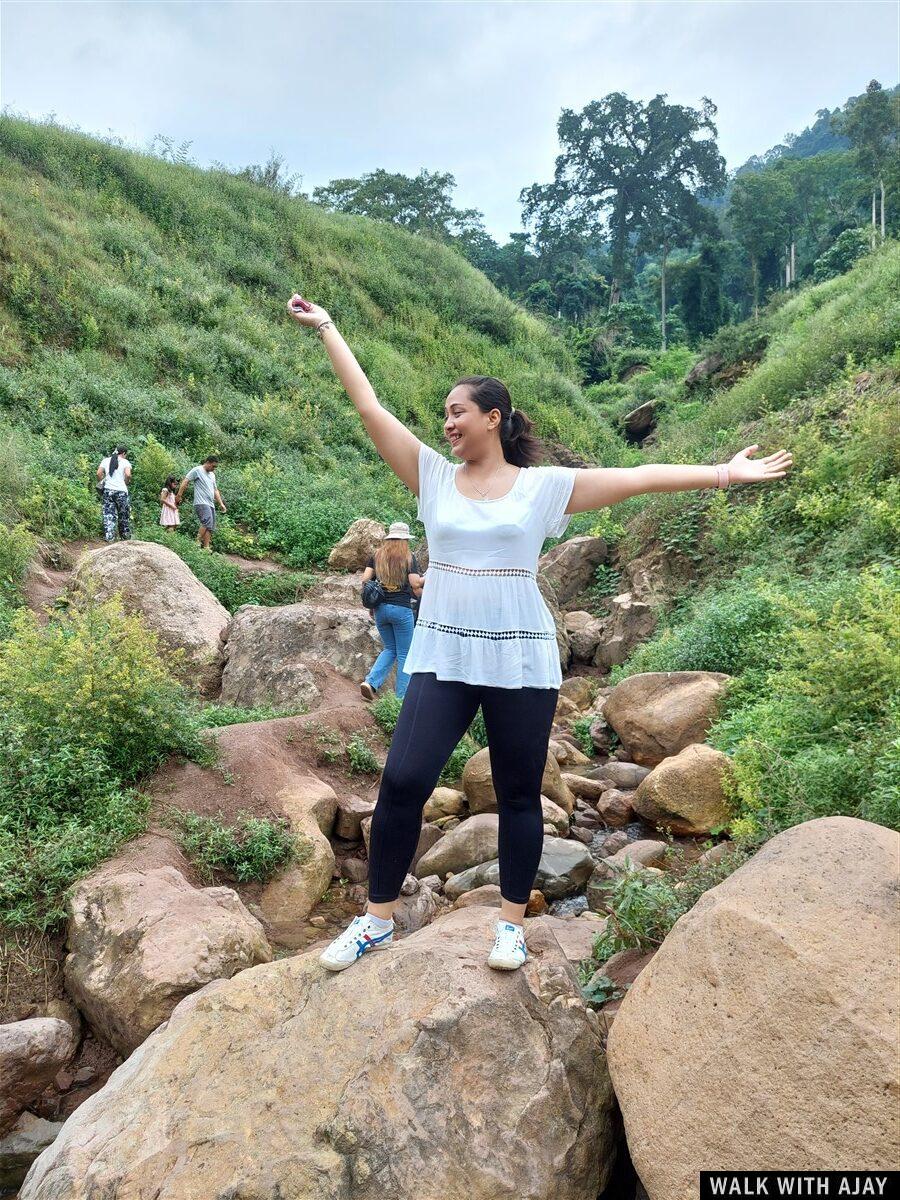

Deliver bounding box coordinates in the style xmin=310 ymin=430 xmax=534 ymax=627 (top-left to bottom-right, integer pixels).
xmin=2 ymin=522 xmax=897 ymax=1197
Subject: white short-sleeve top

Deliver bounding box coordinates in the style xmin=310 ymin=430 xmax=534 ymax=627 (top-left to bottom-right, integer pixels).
xmin=401 ymin=441 xmax=579 ymax=690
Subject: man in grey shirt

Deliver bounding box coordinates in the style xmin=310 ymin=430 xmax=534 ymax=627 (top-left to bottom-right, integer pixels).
xmin=176 ymin=456 xmax=227 ymax=549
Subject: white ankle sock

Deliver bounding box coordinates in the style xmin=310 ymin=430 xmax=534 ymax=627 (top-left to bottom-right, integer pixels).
xmin=367 ymin=912 xmax=393 ymax=928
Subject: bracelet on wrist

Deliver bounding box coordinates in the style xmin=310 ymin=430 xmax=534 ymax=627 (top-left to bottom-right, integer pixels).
xmin=315 ymin=319 xmax=334 ymax=336
xmin=713 ymin=463 xmax=730 ymax=489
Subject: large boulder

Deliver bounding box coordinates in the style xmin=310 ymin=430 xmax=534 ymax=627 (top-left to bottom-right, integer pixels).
xmin=22 ymin=908 xmax=617 ymax=1200
xmin=414 ymin=813 xmax=499 ymax=879
xmin=256 ymin=771 xmax=339 ymax=945
xmin=592 ymin=592 xmax=657 ymax=670
xmin=257 ymin=829 xmax=335 ymax=948
xmin=632 ymin=743 xmax=733 ymax=835
xmin=327 ymin=518 xmax=386 ymax=571
xmin=601 ymin=671 xmax=730 ymax=767
xmin=463 ymin=747 xmax=575 ymax=816
xmin=564 ymin=611 xmax=606 ymax=663
xmin=538 ymin=535 xmax=607 ymax=606
xmin=74 ymin=541 xmax=229 ymax=692
xmin=607 ymin=817 xmax=900 ymax=1196
xmin=64 ymin=867 xmax=271 ymax=1055
xmin=0 ymin=1019 xmax=76 ymax=1136
xmin=221 ymin=602 xmax=382 ymax=707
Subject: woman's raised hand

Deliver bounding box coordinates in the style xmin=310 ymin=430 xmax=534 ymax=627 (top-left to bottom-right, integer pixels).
xmin=727 ymin=444 xmax=794 ymax=484
xmin=286 ymin=294 xmax=331 ymax=329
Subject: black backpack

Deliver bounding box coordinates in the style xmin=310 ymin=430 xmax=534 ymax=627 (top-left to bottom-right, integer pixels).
xmin=361 ymin=578 xmax=387 ymax=610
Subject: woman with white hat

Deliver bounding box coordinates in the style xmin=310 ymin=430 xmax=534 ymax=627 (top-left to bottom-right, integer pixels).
xmin=287 ymin=295 xmax=792 ymax=973
xmin=360 ymin=520 xmax=424 ymax=702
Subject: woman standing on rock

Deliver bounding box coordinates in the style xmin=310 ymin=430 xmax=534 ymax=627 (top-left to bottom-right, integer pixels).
xmin=287 ymin=295 xmax=792 ymax=973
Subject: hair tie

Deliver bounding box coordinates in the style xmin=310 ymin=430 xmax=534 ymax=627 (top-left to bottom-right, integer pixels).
xmin=510 ymin=406 xmax=516 ymax=416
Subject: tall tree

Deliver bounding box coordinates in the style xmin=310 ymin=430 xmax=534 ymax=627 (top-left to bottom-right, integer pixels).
xmin=832 ymin=80 xmax=898 ymax=246
xmin=520 ymin=92 xmax=726 ymax=309
xmin=679 ymin=241 xmax=727 ymax=341
xmin=639 ymin=188 xmax=719 ymax=348
xmin=728 ymin=170 xmax=795 ymax=316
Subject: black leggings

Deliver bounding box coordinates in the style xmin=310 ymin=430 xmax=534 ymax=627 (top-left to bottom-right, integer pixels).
xmin=367 ymin=671 xmax=559 ymax=906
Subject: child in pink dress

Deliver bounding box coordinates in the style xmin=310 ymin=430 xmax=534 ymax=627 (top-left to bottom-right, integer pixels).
xmin=159 ymin=475 xmax=181 ymax=529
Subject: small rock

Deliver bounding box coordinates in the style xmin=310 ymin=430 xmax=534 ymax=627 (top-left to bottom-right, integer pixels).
xmin=0 ymin=1112 xmax=65 ymax=1192
xmin=699 ymin=841 xmax=734 ymax=867
xmin=423 ymin=788 xmax=466 ymax=822
xmin=334 ymin=794 xmax=377 ymax=841
xmin=596 ymin=830 xmax=629 ymax=858
xmin=0 ymin=1019 xmax=77 ymax=1136
xmin=595 ymin=789 xmax=635 ymax=826
xmin=340 ymin=858 xmax=369 ymax=884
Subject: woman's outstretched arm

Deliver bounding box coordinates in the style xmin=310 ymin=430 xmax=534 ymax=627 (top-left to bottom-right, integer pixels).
xmin=287 ymin=296 xmax=422 ymax=495
xmin=565 ymin=445 xmax=793 ymax=513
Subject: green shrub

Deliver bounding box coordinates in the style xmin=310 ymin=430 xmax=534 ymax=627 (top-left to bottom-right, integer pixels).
xmin=168 ymin=808 xmax=301 ymax=883
xmin=0 ymin=594 xmax=206 ymax=779
xmin=570 ymin=716 xmax=595 ymax=759
xmin=0 ymin=522 xmax=36 ymax=631
xmin=346 ymin=734 xmax=381 ymax=775
xmin=713 ymin=563 xmax=900 ymax=840
xmin=578 ymin=845 xmax=749 ymax=989
xmin=0 ymin=735 xmax=149 ymax=930
xmin=371 ymin=692 xmax=403 ymax=735
xmin=0 ymin=593 xmax=207 ymax=929
xmin=198 ymin=701 xmax=309 ymax=727
xmin=609 ymin=572 xmax=795 ymax=683
xmin=19 ymin=475 xmax=98 ymax=542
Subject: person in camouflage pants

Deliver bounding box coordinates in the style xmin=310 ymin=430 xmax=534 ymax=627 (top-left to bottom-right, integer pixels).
xmin=101 ymin=488 xmax=132 ymax=541
xmin=97 ymin=446 xmax=133 ymax=542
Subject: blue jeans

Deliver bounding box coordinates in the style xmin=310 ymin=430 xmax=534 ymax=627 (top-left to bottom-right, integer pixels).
xmin=367 ymin=603 xmax=415 ymax=698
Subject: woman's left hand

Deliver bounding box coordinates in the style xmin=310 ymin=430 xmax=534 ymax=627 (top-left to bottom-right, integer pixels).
xmin=727 ymin=445 xmax=793 ymax=485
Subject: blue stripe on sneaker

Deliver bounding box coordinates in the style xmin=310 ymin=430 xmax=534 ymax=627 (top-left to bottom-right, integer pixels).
xmin=355 ymin=929 xmax=392 ymax=956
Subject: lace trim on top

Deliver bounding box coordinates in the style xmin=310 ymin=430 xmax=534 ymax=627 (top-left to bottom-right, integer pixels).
xmin=417 ymin=620 xmax=556 ymax=642
xmin=428 ymin=560 xmax=536 ymax=579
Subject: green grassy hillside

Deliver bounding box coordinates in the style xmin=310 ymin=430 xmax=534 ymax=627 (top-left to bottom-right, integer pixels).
xmin=0 ymin=116 xmax=622 ymax=562
xmin=0 ymin=117 xmax=897 ymax=930
xmin=583 ymin=243 xmax=900 ymax=839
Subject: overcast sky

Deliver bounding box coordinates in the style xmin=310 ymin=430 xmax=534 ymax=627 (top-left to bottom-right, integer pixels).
xmin=2 ymin=1 xmax=897 ymax=240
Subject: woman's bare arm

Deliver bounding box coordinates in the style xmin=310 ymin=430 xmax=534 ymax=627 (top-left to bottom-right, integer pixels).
xmin=287 ymin=297 xmax=422 ymax=494
xmin=409 ymin=571 xmax=425 ymax=599
xmin=564 ymin=446 xmax=793 ymax=514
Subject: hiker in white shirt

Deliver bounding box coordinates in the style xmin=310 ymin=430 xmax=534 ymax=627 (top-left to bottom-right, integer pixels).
xmin=96 ymin=446 xmax=132 ymax=542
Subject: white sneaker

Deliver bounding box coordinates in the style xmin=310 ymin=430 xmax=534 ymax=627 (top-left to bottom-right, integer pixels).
xmin=319 ymin=913 xmax=394 ymax=971
xmin=487 ymin=919 xmax=528 ymax=971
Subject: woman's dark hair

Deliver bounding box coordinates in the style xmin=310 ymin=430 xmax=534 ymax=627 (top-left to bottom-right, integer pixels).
xmin=163 ymin=475 xmax=179 ymax=495
xmin=452 ymin=376 xmax=543 ymax=467
xmin=108 ymin=445 xmax=129 ymax=477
